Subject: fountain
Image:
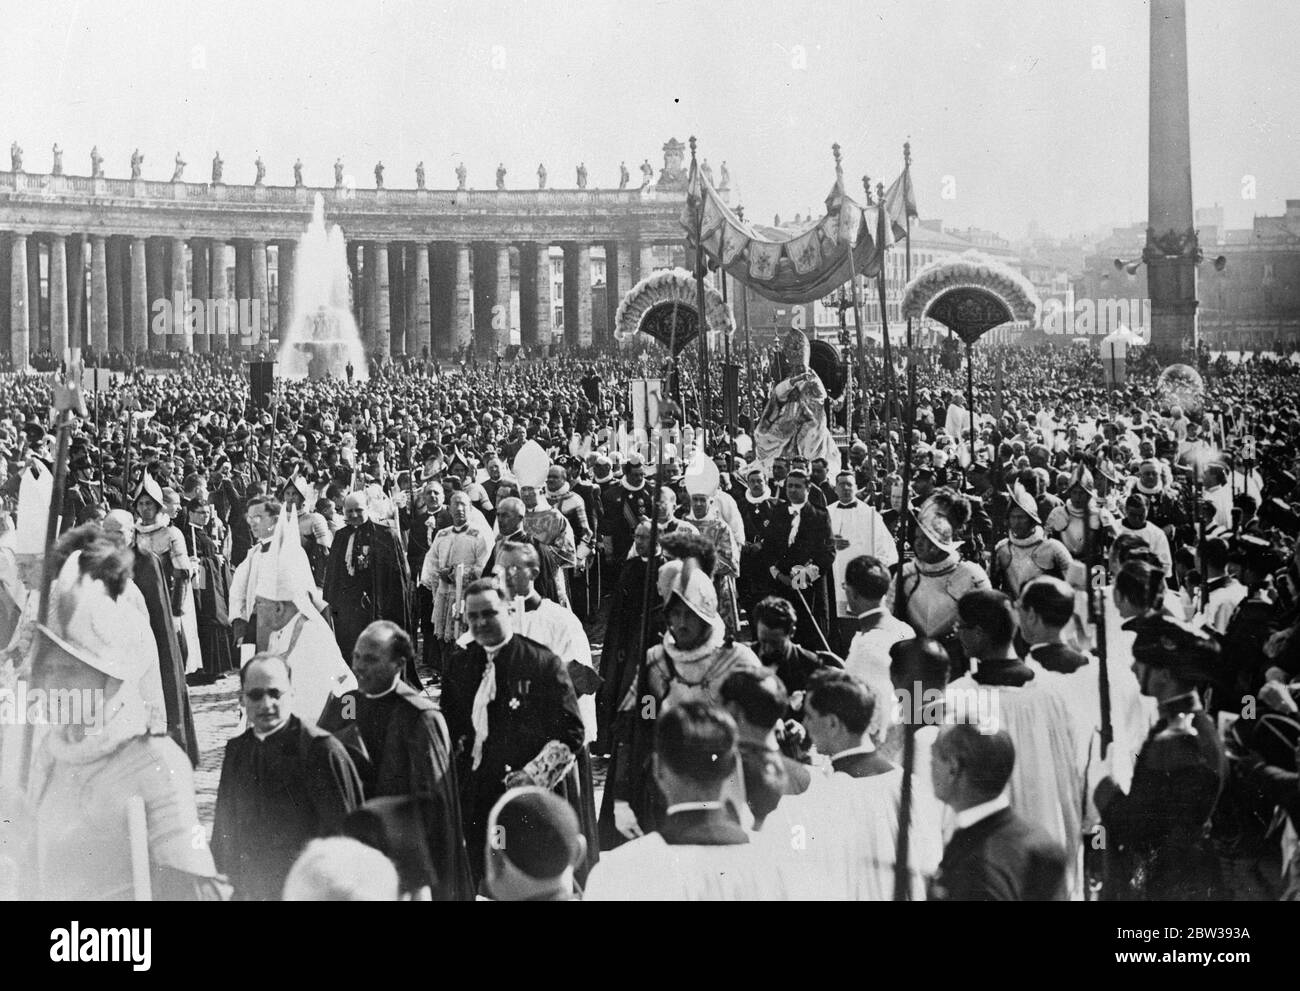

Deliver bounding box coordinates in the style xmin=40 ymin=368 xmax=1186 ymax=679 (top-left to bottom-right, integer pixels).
xmin=277 ymin=193 xmax=368 ymax=380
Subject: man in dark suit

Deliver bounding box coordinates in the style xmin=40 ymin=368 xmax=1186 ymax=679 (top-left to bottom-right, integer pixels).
xmin=213 ymin=654 xmax=364 ymax=901
xmin=928 ymin=722 xmax=1068 ymax=901
xmin=318 ymin=621 xmax=475 ymax=900
xmin=759 ymin=468 xmax=835 ymax=652
xmin=441 ymin=579 xmax=586 ymax=882
xmin=1016 ymin=576 xmax=1090 ymax=672
xmin=719 ymin=668 xmax=811 ymax=829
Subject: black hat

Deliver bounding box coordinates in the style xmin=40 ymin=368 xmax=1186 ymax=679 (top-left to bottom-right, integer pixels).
xmin=1127 ymin=614 xmax=1220 ymax=683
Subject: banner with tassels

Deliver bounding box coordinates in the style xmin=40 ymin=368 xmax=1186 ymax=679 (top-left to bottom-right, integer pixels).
xmin=681 ymin=165 xmax=894 ymax=304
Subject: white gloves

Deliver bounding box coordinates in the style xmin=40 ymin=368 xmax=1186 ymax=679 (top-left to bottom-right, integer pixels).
xmin=613 ymin=800 xmax=643 ymax=839
xmin=790 ymin=564 xmax=821 ymax=590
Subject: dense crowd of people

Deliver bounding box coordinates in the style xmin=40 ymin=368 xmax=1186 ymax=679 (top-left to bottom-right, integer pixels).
xmin=0 ymin=336 xmax=1297 ymax=901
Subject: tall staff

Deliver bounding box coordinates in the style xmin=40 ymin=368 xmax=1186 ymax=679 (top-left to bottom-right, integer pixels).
xmin=830 ymin=145 xmax=871 ymax=450
xmin=690 ymin=137 xmax=711 ymax=448
xmin=736 ymin=206 xmax=756 ymax=436
xmin=892 ymin=142 xmax=920 ymax=900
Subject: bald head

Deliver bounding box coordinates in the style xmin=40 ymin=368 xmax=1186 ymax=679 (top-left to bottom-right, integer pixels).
xmin=103 ymin=509 xmax=136 ymax=547
xmin=496 ymin=496 xmax=524 ymax=536
xmin=353 ymin=620 xmax=411 ymax=694
xmin=343 ymin=492 xmax=368 ymax=527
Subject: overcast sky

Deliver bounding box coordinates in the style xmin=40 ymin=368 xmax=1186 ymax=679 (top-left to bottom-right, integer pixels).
xmin=2 ymin=0 xmax=1296 ymax=241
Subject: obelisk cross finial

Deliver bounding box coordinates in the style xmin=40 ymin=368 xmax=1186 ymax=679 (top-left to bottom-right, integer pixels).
xmin=832 ymin=142 xmax=843 ymax=179
xmin=862 ymin=175 xmax=872 ymax=206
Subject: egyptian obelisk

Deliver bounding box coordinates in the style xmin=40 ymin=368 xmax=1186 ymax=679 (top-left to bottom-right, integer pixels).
xmin=1146 ymin=0 xmax=1198 ymax=358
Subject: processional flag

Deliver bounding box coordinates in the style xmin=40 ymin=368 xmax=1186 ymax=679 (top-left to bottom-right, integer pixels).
xmin=881 ymin=168 xmax=919 ymax=242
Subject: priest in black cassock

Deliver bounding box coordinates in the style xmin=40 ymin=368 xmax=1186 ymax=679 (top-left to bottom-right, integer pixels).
xmin=595 ymin=520 xmax=662 ymax=757
xmin=103 ymin=509 xmax=198 ymax=766
xmin=318 ymin=621 xmax=475 ymax=901
xmin=442 ymin=579 xmax=585 ymax=883
xmin=212 ymin=654 xmax=364 ymax=901
xmin=323 ymin=492 xmax=411 ymax=667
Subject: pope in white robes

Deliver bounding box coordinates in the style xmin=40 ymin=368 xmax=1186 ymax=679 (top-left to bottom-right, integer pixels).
xmin=252 ymin=508 xmax=356 ymax=723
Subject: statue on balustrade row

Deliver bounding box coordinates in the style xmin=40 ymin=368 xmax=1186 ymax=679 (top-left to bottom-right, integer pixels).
xmin=131 ymin=149 xmax=143 ymax=180
xmin=619 ymin=161 xmax=629 ymax=189
xmin=375 ymin=161 xmax=384 ymax=189
xmin=640 ymin=159 xmax=653 ymax=186
xmin=538 ymin=164 xmax=547 ymax=189
xmin=496 ymin=163 xmax=506 ymax=190
xmin=576 ymin=162 xmax=587 ymax=189
xmin=416 ymin=161 xmax=425 ymax=189
xmin=335 ymin=158 xmax=345 ymax=186
xmin=456 ymin=162 xmax=467 ymax=190
xmin=294 ymin=158 xmax=303 ymax=187
xmin=10 ymin=142 xmax=23 ymax=172
xmin=90 ymin=146 xmax=103 ymax=179
xmin=212 ymin=152 xmax=223 ymax=184
xmin=51 ymin=143 xmax=63 ymax=176
xmin=255 ymin=156 xmax=266 ymax=185
xmin=172 ymin=152 xmax=186 ymax=182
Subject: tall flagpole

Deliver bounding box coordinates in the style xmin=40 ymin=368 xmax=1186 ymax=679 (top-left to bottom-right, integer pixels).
xmin=871 ymin=178 xmax=898 ymax=472
xmin=736 ymin=205 xmax=756 ymax=436
xmin=690 ymin=137 xmax=711 ymax=448
xmin=833 ymin=145 xmax=870 ymax=452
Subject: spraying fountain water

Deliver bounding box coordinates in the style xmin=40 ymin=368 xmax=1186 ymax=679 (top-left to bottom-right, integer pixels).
xmin=277 ymin=193 xmax=368 ymax=381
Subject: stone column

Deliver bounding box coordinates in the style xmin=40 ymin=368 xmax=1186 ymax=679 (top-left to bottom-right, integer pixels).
xmin=107 ymin=237 xmax=125 ymax=353
xmin=10 ymin=233 xmax=29 ymax=369
xmin=518 ymin=243 xmax=552 ymax=348
xmin=637 ymin=242 xmax=656 ymax=283
xmin=277 ymin=240 xmax=296 ymax=342
xmin=170 ymin=236 xmax=190 ymax=352
xmin=617 ymin=241 xmax=634 ymax=334
xmin=190 ymin=239 xmax=210 ymax=353
xmin=360 ymin=243 xmax=375 ymax=352
xmin=130 ymin=237 xmax=149 ymax=356
xmin=0 ymin=236 xmax=11 ymax=353
xmin=66 ymin=235 xmax=85 ymax=351
xmin=412 ymin=243 xmax=431 ymax=358
xmin=91 ymin=235 xmax=110 ymax=354
xmin=250 ymin=240 xmax=269 ymax=350
xmin=372 ymin=241 xmax=390 ymax=360
xmin=430 ymin=244 xmax=453 ymax=356
xmin=209 ymin=241 xmax=230 ymax=349
xmin=146 ymin=238 xmax=166 ymax=352
xmin=387 ymin=243 xmax=406 ymax=356
xmin=453 ymin=243 xmax=473 ymax=352
xmin=27 ymin=236 xmax=42 ymax=353
xmin=562 ymin=242 xmax=593 ymax=349
xmin=494 ymin=243 xmax=512 ymax=352
xmin=234 ymin=241 xmax=251 ymax=351
xmin=49 ymin=234 xmax=68 ymax=362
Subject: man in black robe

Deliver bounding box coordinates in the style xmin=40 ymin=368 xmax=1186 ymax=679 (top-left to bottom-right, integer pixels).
xmin=483 ymin=496 xmax=560 ymax=602
xmin=102 ymin=509 xmax=198 ymax=765
xmin=322 ymin=492 xmax=411 ymax=664
xmin=758 ymin=469 xmax=835 ymax=652
xmin=441 ymin=580 xmax=585 ymax=883
xmin=213 ymin=654 xmax=363 ymax=901
xmin=595 ymin=521 xmax=661 ymax=756
xmin=318 ymin=621 xmax=475 ymax=900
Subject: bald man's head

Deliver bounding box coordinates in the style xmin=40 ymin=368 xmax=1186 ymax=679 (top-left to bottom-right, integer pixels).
xmin=102 ymin=509 xmax=136 ymax=547
xmin=353 ymin=620 xmax=411 ymax=694
xmin=343 ymin=493 xmax=368 ymax=527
